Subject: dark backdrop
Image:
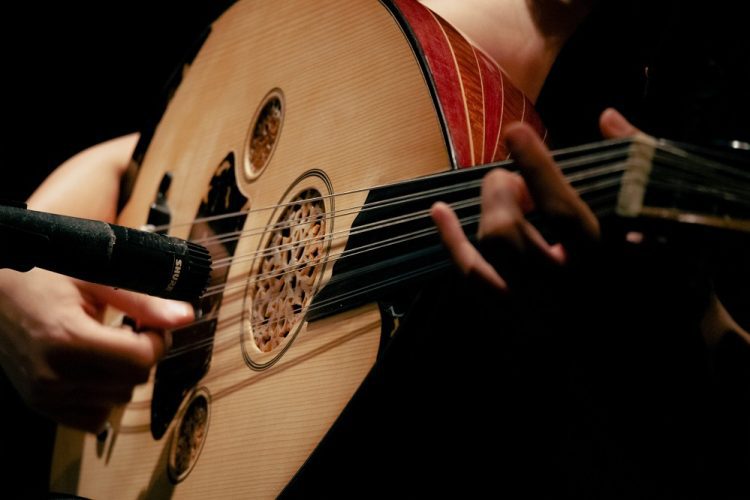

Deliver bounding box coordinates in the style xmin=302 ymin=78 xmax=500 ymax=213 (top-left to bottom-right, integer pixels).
xmin=1 ymin=0 xmax=749 ymax=495
xmin=540 ymin=0 xmax=750 ymax=148
xmin=1 ymin=1 xmax=232 ymax=201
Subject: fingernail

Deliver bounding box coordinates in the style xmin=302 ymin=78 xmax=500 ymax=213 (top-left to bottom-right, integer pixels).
xmin=167 ymin=301 xmax=194 ymax=320
xmin=603 ymin=108 xmax=632 ymax=135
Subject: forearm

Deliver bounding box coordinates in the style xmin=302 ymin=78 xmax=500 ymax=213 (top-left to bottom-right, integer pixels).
xmin=419 ymin=0 xmax=593 ymax=101
xmin=28 ymin=133 xmax=138 ymax=221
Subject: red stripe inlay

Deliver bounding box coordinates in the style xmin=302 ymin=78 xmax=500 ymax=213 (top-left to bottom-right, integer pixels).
xmin=476 ymin=50 xmax=504 ymax=163
xmin=393 ymin=0 xmax=472 ymax=167
xmin=435 ymin=15 xmax=486 ymax=167
xmin=392 ymin=0 xmax=546 ymax=167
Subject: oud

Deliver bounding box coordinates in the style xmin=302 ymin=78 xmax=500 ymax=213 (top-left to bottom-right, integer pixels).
xmin=50 ymin=0 xmax=747 ymax=497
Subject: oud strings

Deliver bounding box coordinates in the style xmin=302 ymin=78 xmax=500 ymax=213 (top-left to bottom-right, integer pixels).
xmin=137 ymin=140 xmax=749 ymax=366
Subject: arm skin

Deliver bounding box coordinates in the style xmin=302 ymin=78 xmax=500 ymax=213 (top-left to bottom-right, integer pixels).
xmin=0 ymin=135 xmax=194 ymax=433
xmin=26 ymin=134 xmax=139 ymax=220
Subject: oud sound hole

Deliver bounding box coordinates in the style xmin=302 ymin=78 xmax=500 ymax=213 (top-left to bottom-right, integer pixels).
xmin=244 ymin=90 xmax=283 ymax=180
xmin=251 ymin=189 xmax=326 ymax=352
xmin=168 ymin=389 xmax=210 ymax=483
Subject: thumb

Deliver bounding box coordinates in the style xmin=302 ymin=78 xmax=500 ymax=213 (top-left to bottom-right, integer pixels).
xmin=80 ymin=283 xmax=195 ymax=329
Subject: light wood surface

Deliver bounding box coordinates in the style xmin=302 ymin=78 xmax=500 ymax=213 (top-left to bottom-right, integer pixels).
xmin=51 ymin=0 xmax=451 ymax=497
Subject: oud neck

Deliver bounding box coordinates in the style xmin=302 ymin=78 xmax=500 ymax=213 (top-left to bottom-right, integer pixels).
xmin=309 ymin=136 xmax=750 ymax=321
xmin=309 ymin=138 xmax=639 ymax=320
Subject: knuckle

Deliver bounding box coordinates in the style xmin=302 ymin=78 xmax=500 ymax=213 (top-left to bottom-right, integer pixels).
xmin=482 ymin=170 xmax=529 ymax=213
xmin=479 ymin=210 xmax=523 ymax=240
xmin=44 ymin=315 xmax=82 ymax=350
xmin=482 ymin=169 xmax=517 ymax=193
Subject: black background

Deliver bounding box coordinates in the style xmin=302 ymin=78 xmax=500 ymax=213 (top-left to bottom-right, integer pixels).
xmin=1 ymin=1 xmax=233 ymax=201
xmin=2 ymin=0 xmax=750 ymax=495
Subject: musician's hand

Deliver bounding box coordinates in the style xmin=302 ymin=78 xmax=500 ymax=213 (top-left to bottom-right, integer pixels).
xmin=0 ymin=133 xmax=195 ymax=433
xmin=0 ymin=268 xmax=194 ymax=433
xmin=431 ymin=108 xmax=635 ymax=291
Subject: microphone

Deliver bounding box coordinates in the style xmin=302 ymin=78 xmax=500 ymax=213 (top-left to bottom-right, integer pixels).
xmin=0 ymin=203 xmax=211 ymax=302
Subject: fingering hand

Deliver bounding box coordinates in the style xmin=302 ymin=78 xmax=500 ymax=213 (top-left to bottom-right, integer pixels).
xmin=431 ymin=108 xmax=636 ymax=292
xmin=0 ymin=268 xmax=194 ymax=433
